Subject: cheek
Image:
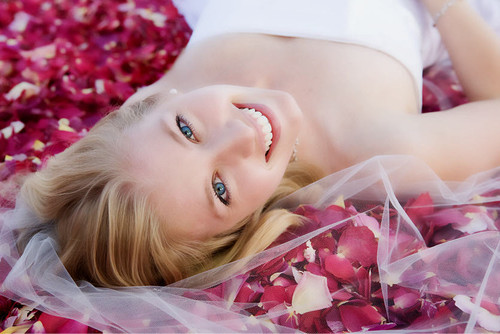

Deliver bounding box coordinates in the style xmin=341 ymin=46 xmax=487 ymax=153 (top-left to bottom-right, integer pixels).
xmin=244 ymin=169 xmax=284 ymax=204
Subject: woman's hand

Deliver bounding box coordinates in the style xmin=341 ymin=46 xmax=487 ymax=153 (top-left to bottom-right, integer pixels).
xmin=421 ymin=0 xmax=500 ymax=101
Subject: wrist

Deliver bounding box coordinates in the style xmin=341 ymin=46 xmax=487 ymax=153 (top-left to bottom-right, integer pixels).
xmin=430 ymin=0 xmax=464 ymax=27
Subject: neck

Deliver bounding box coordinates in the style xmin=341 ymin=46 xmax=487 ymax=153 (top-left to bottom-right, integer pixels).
xmin=142 ymin=34 xmax=375 ymax=175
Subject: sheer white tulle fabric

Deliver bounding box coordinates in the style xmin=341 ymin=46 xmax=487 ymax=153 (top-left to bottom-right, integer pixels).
xmin=1 ymin=155 xmax=499 ymax=333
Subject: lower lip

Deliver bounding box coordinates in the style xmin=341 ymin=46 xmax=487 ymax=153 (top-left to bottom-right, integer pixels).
xmin=234 ymin=103 xmax=280 ymax=162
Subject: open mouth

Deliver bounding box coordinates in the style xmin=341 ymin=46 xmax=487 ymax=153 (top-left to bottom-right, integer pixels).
xmin=234 ymin=104 xmax=275 ymax=161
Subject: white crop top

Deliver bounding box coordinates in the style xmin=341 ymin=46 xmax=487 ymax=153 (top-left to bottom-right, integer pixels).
xmin=173 ymin=0 xmax=500 ymax=103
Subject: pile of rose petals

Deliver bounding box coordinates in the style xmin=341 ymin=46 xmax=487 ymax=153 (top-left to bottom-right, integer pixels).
xmin=2 ymin=190 xmax=499 ymax=333
xmin=0 ymin=0 xmax=189 ymax=331
xmin=201 ymin=194 xmax=500 ymax=333
xmin=0 ymin=0 xmax=191 ymax=207
xmin=1 ymin=0 xmax=488 ymax=333
xmin=0 ymin=299 xmax=95 ymax=334
xmin=421 ymin=62 xmax=467 ymax=113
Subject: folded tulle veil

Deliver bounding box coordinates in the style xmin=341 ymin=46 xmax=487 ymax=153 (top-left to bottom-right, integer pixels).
xmin=1 ymin=155 xmax=499 ymax=332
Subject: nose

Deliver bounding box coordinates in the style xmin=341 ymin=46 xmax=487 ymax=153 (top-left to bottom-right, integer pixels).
xmin=211 ymin=119 xmax=256 ymax=161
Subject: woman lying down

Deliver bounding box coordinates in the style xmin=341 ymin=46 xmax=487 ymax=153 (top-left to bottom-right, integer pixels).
xmin=4 ymin=0 xmax=500 ymax=293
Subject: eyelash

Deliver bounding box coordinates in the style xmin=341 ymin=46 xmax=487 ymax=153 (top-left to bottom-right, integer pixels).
xmin=176 ymin=115 xmax=231 ymax=206
xmin=213 ymin=174 xmax=231 ymax=206
xmin=176 ymin=114 xmax=198 ymax=142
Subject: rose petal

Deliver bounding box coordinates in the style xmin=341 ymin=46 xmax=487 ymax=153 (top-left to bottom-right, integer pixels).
xmin=304 ymin=262 xmax=322 ymax=276
xmin=325 ymin=307 xmax=345 ymax=332
xmin=339 ymin=303 xmax=385 ymax=332
xmin=355 ymin=267 xmax=371 ymax=300
xmin=330 ymin=288 xmax=353 ymax=301
xmin=453 ymin=295 xmax=500 ymax=331
xmin=8 ymin=11 xmax=31 ymax=32
xmin=405 ymin=192 xmax=434 ymax=224
xmin=27 ymin=320 xmax=45 ymax=334
xmin=0 ymin=296 xmax=15 ymax=319
xmin=303 ymin=240 xmax=316 ymax=263
xmin=267 ymin=304 xmax=299 ymax=329
xmin=292 ymin=272 xmax=332 ymax=314
xmin=324 ymin=254 xmax=355 ymax=281
xmin=294 ymin=204 xmax=350 ymax=229
xmin=5 ymin=82 xmax=41 ymax=101
xmin=337 ymin=226 xmax=378 ymax=267
xmin=234 ymin=282 xmax=259 ymax=303
xmin=459 ymin=211 xmax=493 ymax=234
xmin=260 ymin=285 xmax=287 ymax=311
xmin=272 ymin=275 xmax=294 ymax=288
xmin=392 ymin=288 xmax=420 ymax=310
xmin=428 ymin=207 xmax=470 ymax=227
xmin=255 ymin=257 xmax=288 ymax=277
xmin=353 ymin=213 xmax=381 ymax=238
xmin=298 ymin=310 xmax=326 ymax=333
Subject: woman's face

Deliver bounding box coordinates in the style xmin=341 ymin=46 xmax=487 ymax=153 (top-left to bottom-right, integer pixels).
xmin=124 ymin=85 xmax=303 ymax=240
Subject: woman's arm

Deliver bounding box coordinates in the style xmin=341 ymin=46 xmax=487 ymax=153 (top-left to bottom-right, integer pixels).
xmin=422 ymin=0 xmax=500 ymax=101
xmin=412 ymin=98 xmax=500 ymax=180
xmin=400 ymin=1 xmax=500 ymax=179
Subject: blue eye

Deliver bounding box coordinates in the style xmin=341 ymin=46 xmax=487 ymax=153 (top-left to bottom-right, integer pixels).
xmin=213 ymin=176 xmax=230 ymax=206
xmin=180 ymin=124 xmax=193 ymax=138
xmin=176 ymin=116 xmax=196 ymax=141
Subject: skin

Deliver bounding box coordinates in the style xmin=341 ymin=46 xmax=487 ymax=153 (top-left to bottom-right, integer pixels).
xmin=123 ymin=86 xmax=303 ymax=239
xmin=123 ymin=1 xmax=500 ymax=239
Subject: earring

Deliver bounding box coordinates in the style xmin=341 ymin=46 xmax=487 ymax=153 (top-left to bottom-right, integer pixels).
xmin=169 ymin=88 xmax=178 ymax=95
xmin=291 ymin=138 xmax=299 ymax=162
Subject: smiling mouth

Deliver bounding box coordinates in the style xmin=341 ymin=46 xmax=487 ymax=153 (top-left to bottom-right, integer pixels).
xmin=235 ymin=105 xmax=275 ymax=161
xmin=240 ymin=107 xmax=273 ymax=150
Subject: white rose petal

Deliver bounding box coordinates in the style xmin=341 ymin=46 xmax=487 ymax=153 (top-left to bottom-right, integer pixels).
xmin=6 ymin=82 xmax=41 ymax=101
xmin=11 ymin=121 xmax=25 ymax=133
xmin=95 ymin=79 xmax=105 ymax=94
xmin=9 ymin=12 xmax=31 ymax=32
xmin=453 ymin=295 xmax=500 ymax=331
xmin=292 ymin=272 xmax=332 ymax=314
xmin=304 ymin=240 xmax=316 ymax=263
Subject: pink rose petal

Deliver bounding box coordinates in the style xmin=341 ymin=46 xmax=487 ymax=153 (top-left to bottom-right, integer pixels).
xmin=392 ymin=288 xmax=420 ymax=310
xmin=324 ymin=254 xmax=356 ymax=281
xmin=325 ymin=307 xmax=345 ymax=332
xmin=268 ymin=304 xmax=300 ymax=329
xmin=337 ymin=226 xmax=378 ymax=267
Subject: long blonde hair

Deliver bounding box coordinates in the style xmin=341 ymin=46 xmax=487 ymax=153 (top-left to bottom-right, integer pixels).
xmin=19 ymin=96 xmax=322 ymax=287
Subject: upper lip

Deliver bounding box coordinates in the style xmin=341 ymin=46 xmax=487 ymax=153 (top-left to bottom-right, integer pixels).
xmin=234 ymin=103 xmax=276 ymax=161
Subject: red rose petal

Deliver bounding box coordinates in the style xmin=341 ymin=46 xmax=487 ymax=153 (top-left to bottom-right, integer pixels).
xmin=337 ymin=226 xmax=378 ymax=267
xmin=325 ymin=307 xmax=345 ymax=332
xmin=260 ymin=285 xmax=287 ymax=311
xmin=405 ymin=192 xmax=434 ymax=228
xmin=339 ymin=303 xmax=385 ymax=332
xmin=324 ymin=254 xmax=355 ymax=281
xmin=38 ymin=313 xmax=89 ymax=333
xmin=304 ymin=262 xmax=322 ymax=276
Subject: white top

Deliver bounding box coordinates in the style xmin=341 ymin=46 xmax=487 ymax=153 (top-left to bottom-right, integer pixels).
xmin=173 ymin=0 xmax=500 ymax=102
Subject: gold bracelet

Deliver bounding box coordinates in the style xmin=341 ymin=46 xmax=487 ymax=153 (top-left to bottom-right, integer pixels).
xmin=433 ymin=0 xmax=461 ymax=27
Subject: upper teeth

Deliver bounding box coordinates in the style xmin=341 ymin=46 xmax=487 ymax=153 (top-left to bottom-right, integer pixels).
xmin=240 ymin=108 xmax=273 ymax=152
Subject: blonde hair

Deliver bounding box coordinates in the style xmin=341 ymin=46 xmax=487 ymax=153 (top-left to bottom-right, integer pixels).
xmin=19 ymin=96 xmax=322 ymax=287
